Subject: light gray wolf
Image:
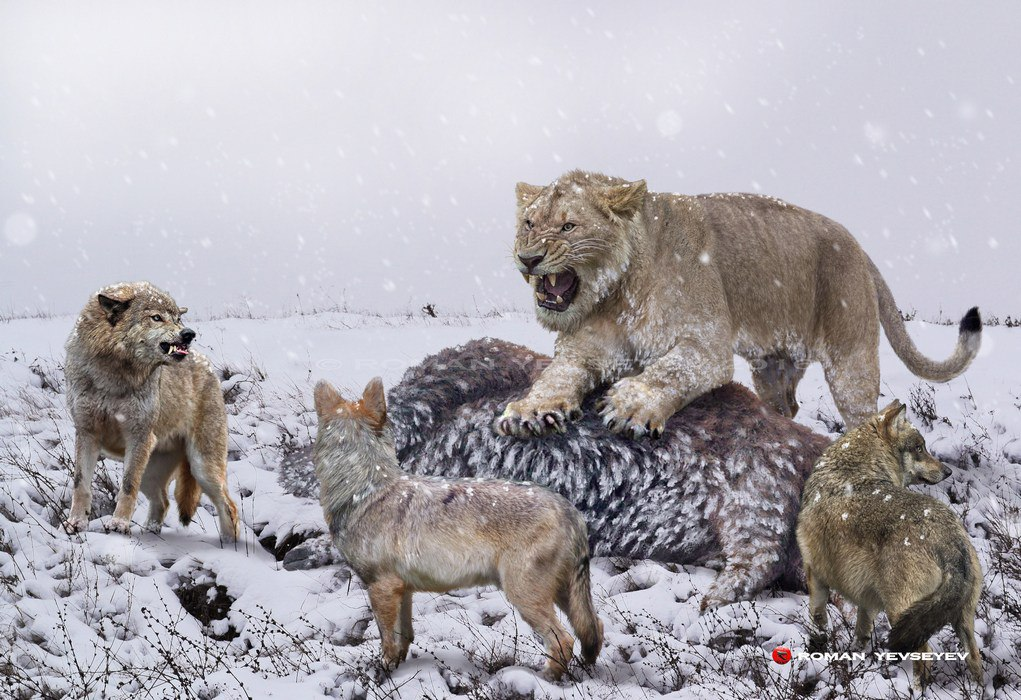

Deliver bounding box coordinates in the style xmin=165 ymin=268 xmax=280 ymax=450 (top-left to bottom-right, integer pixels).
xmin=797 ymin=400 xmax=982 ymax=687
xmin=63 ymin=282 xmax=239 ymax=540
xmin=312 ymin=376 xmax=603 ymax=679
xmin=281 ymin=339 xmax=829 ymax=609
xmin=495 ymin=169 xmax=981 ymax=438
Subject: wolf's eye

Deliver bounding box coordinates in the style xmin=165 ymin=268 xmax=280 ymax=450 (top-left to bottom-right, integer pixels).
xmin=151 ymin=315 xmax=164 ymax=322
xmin=524 ymin=219 xmax=533 ymax=230
xmin=914 ymin=445 xmax=923 ymax=454
xmin=562 ymin=222 xmax=575 ymax=232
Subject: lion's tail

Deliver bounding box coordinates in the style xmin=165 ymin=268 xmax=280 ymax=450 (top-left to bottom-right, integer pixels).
xmin=867 ymin=257 xmax=981 ymax=382
xmin=174 ymin=459 xmax=201 ymax=526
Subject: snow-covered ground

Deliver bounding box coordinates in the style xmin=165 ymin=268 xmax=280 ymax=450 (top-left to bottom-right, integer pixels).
xmin=1 ymin=310 xmax=1019 ymax=699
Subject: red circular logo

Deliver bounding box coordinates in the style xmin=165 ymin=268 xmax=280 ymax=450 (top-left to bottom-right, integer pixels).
xmin=772 ymin=647 xmax=792 ymax=664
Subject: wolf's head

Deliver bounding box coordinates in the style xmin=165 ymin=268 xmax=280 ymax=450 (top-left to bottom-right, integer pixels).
xmin=874 ymin=399 xmax=951 ymax=486
xmin=513 ymin=170 xmax=646 ymax=333
xmin=313 ymin=378 xmax=397 ymax=519
xmin=72 ymin=282 xmax=195 ymax=368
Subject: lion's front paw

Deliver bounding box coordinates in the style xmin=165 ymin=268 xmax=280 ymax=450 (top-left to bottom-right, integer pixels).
xmin=105 ymin=517 xmax=132 ymax=535
xmin=493 ymin=398 xmax=582 ymax=438
xmin=597 ymin=379 xmax=673 ymax=439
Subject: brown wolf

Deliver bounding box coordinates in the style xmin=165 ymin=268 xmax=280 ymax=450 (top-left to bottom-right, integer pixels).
xmin=796 ymin=400 xmax=982 ymax=686
xmin=497 ymin=169 xmax=981 ymax=438
xmin=312 ymin=376 xmax=603 ymax=679
xmin=63 ymin=282 xmax=239 ymax=540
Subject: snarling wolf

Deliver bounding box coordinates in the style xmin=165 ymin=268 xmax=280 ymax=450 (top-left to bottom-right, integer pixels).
xmin=63 ymin=282 xmax=239 ymax=540
xmin=497 ymin=170 xmax=981 ymax=438
xmin=797 ymin=400 xmax=982 ymax=687
xmin=283 ymin=338 xmax=829 ymax=609
xmin=313 ymin=376 xmax=602 ymax=679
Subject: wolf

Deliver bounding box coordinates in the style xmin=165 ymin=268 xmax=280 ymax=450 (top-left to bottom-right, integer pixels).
xmin=63 ymin=282 xmax=239 ymax=540
xmin=497 ymin=169 xmax=981 ymax=438
xmin=282 ymin=338 xmax=829 ymax=609
xmin=312 ymin=376 xmax=602 ymax=679
xmin=796 ymin=400 xmax=982 ymax=686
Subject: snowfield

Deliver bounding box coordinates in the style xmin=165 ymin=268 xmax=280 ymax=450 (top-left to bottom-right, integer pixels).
xmin=1 ymin=310 xmax=1019 ymax=699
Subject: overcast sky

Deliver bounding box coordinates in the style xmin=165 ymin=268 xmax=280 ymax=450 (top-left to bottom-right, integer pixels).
xmin=1 ymin=2 xmax=1017 ymax=319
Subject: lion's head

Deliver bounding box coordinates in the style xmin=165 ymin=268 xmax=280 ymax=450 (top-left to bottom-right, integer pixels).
xmin=513 ymin=170 xmax=647 ymax=332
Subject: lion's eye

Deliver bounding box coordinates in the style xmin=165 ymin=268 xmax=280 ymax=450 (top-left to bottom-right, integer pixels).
xmin=562 ymin=222 xmax=575 ymax=232
xmin=524 ymin=220 xmax=533 ymax=230
xmin=151 ymin=315 xmax=163 ymax=322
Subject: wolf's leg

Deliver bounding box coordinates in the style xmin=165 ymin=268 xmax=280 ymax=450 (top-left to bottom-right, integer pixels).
xmin=367 ymin=576 xmax=406 ymax=670
xmin=751 ymin=355 xmax=806 ymax=418
xmin=395 ymin=590 xmax=414 ymax=662
xmin=109 ymin=432 xmax=158 ymax=533
xmin=503 ymin=570 xmax=575 ymax=680
xmin=954 ymin=617 xmax=983 ymax=682
xmin=806 ymin=567 xmax=831 ymax=632
xmin=854 ymin=607 xmax=876 ymax=648
xmin=186 ymin=419 xmax=238 ymax=541
xmin=139 ymin=451 xmax=182 ymax=532
xmin=65 ymin=431 xmax=101 ymax=533
xmin=823 ymin=345 xmax=880 ymax=431
xmin=185 ymin=446 xmax=239 ymax=542
xmin=600 ymin=334 xmax=734 ymax=439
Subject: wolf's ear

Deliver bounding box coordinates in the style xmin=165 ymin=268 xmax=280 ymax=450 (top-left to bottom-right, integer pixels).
xmin=361 ymin=377 xmax=387 ymax=431
xmin=97 ymin=293 xmax=131 ymax=326
xmin=516 ymin=182 xmax=544 ymax=209
xmin=178 ymin=307 xmax=188 ymax=316
xmin=313 ymin=380 xmax=344 ymax=419
xmin=878 ymin=400 xmax=908 ymax=437
xmin=599 ymin=180 xmax=647 ymax=218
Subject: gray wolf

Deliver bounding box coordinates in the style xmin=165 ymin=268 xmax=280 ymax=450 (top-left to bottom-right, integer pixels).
xmin=63 ymin=282 xmax=239 ymax=540
xmin=796 ymin=400 xmax=982 ymax=686
xmin=282 ymin=338 xmax=829 ymax=609
xmin=312 ymin=376 xmax=602 ymax=679
xmin=496 ymin=169 xmax=981 ymax=438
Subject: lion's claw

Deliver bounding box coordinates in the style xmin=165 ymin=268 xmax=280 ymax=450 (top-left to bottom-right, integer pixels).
xmin=598 ymin=379 xmax=670 ymax=440
xmin=493 ymin=400 xmax=580 ymax=438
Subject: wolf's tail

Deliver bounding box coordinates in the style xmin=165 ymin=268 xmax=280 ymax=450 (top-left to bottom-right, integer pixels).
xmin=174 ymin=459 xmax=201 ymax=526
xmin=566 ymin=552 xmax=603 ymax=665
xmin=888 ymin=540 xmax=974 ymax=653
xmin=867 ymin=257 xmax=981 ymax=382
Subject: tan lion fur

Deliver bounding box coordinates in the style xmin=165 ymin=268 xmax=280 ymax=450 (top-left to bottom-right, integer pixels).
xmin=495 ymin=170 xmax=981 ymax=438
xmin=63 ymin=282 xmax=238 ymax=540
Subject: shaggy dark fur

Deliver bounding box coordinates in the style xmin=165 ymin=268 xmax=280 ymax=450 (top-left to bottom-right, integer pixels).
xmin=280 ymin=338 xmax=830 ymax=606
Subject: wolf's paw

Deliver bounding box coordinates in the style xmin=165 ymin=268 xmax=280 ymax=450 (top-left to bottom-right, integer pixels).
xmin=63 ymin=516 xmax=89 ymax=534
xmin=493 ymin=398 xmax=581 ymax=437
xmin=105 ymin=517 xmax=132 ymax=535
xmin=597 ymin=379 xmax=671 ymax=439
xmin=143 ymin=519 xmax=164 ymax=534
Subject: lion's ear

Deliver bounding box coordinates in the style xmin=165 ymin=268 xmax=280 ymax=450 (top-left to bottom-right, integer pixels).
xmin=515 ymin=182 xmax=544 ymax=209
xmin=599 ymin=180 xmax=647 ymax=217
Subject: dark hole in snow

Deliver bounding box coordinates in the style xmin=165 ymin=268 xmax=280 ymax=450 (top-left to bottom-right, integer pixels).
xmin=259 ymin=528 xmax=324 ymax=562
xmin=173 ymin=579 xmax=238 ymax=641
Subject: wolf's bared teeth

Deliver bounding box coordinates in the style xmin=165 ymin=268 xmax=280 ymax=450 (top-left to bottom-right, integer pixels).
xmin=548 ymin=273 xmax=557 ymax=287
xmin=556 ymin=295 xmax=564 ymax=304
xmin=535 ymin=292 xmax=544 ymax=303
xmin=521 ymin=272 xmax=530 ymax=283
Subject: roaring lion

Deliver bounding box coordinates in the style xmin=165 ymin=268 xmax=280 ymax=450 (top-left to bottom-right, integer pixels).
xmin=494 ymin=170 xmax=981 ymax=438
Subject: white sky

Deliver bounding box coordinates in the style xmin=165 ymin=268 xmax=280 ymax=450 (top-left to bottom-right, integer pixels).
xmin=1 ymin=2 xmax=1018 ymax=319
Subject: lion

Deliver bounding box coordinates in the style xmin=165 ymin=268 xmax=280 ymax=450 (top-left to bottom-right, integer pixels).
xmin=494 ymin=170 xmax=981 ymax=438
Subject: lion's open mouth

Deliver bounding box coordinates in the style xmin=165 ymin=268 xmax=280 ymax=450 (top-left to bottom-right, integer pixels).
xmin=535 ymin=269 xmax=580 ymax=312
xmin=159 ymin=341 xmax=191 ymax=360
